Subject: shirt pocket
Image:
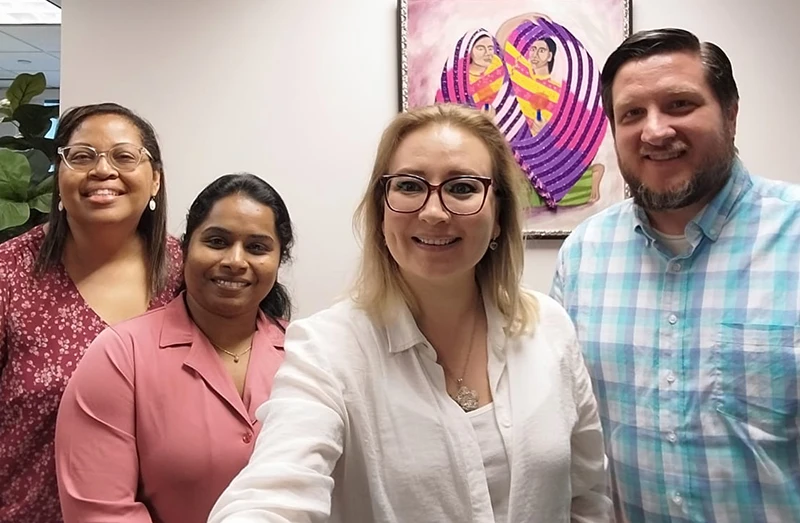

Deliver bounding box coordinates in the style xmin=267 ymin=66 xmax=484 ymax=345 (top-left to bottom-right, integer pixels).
xmin=714 ymin=322 xmax=800 ymax=438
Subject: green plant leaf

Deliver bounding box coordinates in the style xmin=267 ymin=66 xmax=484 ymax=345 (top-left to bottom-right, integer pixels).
xmin=5 ymin=73 xmax=46 ymax=112
xmin=0 ymin=198 xmax=30 ymax=231
xmin=27 ymin=174 xmax=55 ymax=215
xmin=28 ymin=192 xmax=52 ymax=214
xmin=14 ymin=104 xmax=59 ymax=138
xmin=29 ymin=172 xmax=54 ymax=197
xmin=0 ymin=148 xmax=32 ymax=201
xmin=21 ymin=149 xmax=53 ymax=185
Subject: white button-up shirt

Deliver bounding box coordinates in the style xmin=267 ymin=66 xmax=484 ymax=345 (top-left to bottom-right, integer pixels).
xmin=209 ymin=291 xmax=611 ymax=523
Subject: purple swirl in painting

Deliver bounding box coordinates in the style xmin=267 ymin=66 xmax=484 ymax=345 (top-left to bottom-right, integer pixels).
xmin=435 ymin=19 xmax=607 ymax=209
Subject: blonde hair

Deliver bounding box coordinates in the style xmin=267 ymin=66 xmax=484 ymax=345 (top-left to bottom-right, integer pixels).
xmin=352 ymin=104 xmax=538 ymax=336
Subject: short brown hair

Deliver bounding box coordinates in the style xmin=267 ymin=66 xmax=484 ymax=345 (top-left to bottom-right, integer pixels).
xmin=601 ymin=28 xmax=739 ymax=128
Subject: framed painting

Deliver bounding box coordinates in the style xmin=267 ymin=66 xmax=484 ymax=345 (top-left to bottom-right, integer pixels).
xmin=399 ymin=0 xmax=632 ymax=238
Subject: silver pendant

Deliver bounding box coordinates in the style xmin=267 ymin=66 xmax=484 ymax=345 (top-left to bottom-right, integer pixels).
xmin=454 ymin=385 xmax=479 ymax=412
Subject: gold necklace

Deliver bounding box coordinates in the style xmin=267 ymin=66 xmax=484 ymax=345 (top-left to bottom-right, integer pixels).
xmin=440 ymin=299 xmax=481 ymax=412
xmin=211 ymin=342 xmax=252 ymax=363
xmin=183 ymin=294 xmax=255 ymax=364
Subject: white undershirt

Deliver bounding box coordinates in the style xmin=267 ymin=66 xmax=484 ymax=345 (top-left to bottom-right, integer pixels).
xmin=468 ymin=402 xmax=511 ymax=522
xmin=651 ymin=228 xmax=691 ymax=255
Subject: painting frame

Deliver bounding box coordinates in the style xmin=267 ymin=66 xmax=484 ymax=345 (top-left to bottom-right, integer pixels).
xmin=398 ymin=0 xmax=633 ymax=239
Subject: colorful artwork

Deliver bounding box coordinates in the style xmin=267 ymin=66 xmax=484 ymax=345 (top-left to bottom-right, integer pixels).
xmin=399 ymin=0 xmax=631 ymax=238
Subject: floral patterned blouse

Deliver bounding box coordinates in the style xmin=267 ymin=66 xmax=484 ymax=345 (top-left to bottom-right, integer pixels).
xmin=0 ymin=225 xmax=183 ymax=523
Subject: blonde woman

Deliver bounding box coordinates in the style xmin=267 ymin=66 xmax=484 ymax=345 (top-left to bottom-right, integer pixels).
xmin=208 ymin=104 xmax=611 ymax=523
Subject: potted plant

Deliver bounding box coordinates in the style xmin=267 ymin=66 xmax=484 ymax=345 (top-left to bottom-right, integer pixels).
xmin=0 ymin=72 xmax=59 ymax=243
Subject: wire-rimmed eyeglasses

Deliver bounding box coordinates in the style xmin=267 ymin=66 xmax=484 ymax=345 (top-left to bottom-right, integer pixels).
xmin=381 ymin=173 xmax=493 ymax=216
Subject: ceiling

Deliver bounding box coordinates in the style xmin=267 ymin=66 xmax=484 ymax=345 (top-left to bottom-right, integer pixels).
xmin=0 ymin=23 xmax=60 ymax=89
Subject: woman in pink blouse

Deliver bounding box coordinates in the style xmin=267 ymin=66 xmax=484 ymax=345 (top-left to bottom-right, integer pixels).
xmin=0 ymin=103 xmax=182 ymax=523
xmin=55 ymin=173 xmax=294 ymax=523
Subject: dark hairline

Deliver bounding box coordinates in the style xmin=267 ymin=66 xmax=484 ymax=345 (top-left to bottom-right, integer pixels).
xmin=180 ymin=173 xmax=295 ymax=319
xmin=34 ymin=103 xmax=170 ymax=297
xmin=600 ymin=29 xmax=740 ymax=129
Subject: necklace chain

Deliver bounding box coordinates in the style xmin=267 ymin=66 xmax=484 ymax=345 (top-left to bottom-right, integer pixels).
xmin=210 ymin=341 xmax=252 ymax=363
xmin=439 ymin=294 xmax=482 ymax=412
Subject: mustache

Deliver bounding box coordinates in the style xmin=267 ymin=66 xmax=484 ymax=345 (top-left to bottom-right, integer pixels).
xmin=640 ymin=141 xmax=688 ymax=156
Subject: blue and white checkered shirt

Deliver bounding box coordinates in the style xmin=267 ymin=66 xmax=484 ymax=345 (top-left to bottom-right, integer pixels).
xmin=551 ymin=159 xmax=800 ymax=522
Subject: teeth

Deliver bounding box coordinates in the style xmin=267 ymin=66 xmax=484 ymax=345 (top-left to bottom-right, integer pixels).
xmin=88 ymin=189 xmax=120 ymax=196
xmin=647 ymin=151 xmax=683 ymax=161
xmin=417 ymin=237 xmax=456 ymax=246
xmin=214 ymin=279 xmax=247 ymax=288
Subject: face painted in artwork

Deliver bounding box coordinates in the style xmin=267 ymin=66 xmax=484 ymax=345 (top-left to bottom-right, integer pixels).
xmin=470 ymin=36 xmax=496 ymax=72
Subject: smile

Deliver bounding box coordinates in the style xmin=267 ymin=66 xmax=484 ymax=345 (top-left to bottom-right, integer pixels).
xmin=86 ymin=189 xmax=122 ymax=197
xmin=644 ymin=150 xmax=686 ymax=161
xmin=212 ymin=279 xmax=250 ymax=289
xmin=413 ymin=237 xmax=459 ymax=246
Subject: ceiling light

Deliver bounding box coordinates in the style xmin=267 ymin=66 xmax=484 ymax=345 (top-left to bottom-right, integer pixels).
xmin=0 ymin=0 xmax=61 ymax=24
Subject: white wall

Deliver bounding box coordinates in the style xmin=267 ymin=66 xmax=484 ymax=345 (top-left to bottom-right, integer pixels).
xmin=61 ymin=0 xmax=800 ymax=318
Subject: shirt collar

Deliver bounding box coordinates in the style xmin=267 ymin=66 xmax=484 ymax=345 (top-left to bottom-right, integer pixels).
xmin=634 ymin=157 xmax=751 ymax=242
xmin=159 ymin=293 xmax=194 ymax=347
xmin=158 ymin=291 xmax=281 ymax=349
xmin=384 ymin=299 xmax=426 ymax=354
xmin=384 ymin=291 xmax=506 ymax=355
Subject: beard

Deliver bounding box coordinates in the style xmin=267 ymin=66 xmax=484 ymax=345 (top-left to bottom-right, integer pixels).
xmin=619 ymin=126 xmax=736 ymax=211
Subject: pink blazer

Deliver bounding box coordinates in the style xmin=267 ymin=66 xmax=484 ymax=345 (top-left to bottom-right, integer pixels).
xmin=55 ymin=293 xmax=286 ymax=523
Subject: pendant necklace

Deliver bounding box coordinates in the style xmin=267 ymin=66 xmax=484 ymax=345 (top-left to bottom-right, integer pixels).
xmin=211 ymin=342 xmax=252 ymax=363
xmin=441 ymin=302 xmax=481 ymax=412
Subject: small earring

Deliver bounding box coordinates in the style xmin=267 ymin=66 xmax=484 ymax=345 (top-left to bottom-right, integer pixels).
xmin=57 ymin=200 xmax=63 ymax=212
xmin=148 ymin=198 xmax=156 ymax=211
xmin=489 ymin=239 xmax=498 ymax=251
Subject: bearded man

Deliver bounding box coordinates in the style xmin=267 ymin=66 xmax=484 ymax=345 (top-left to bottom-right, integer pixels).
xmin=551 ymin=28 xmax=800 ymax=523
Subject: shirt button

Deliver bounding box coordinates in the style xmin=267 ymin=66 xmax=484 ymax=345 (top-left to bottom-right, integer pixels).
xmin=242 ymin=432 xmax=253 ymax=444
xmin=670 ymin=262 xmax=682 ymax=272
xmin=672 ymin=492 xmax=683 ymax=505
xmin=667 ymin=431 xmax=677 ymax=443
xmin=666 ymin=372 xmax=676 ymax=384
xmin=668 ymin=314 xmax=678 ymax=325
xmin=501 ymin=418 xmax=511 ymax=428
